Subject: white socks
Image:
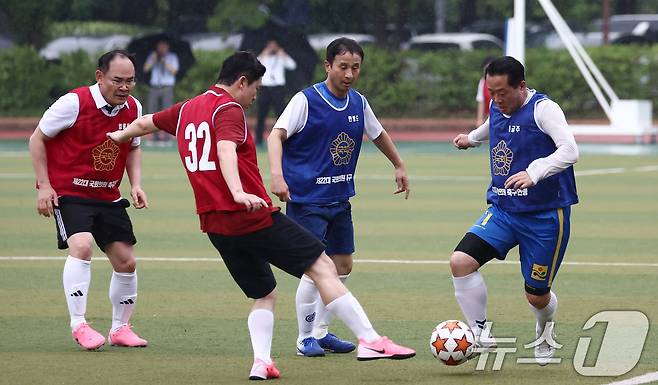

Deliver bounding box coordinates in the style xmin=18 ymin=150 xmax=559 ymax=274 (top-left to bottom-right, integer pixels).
xmin=248 ymin=309 xmax=274 ymax=364
xmin=63 ymin=256 xmax=91 ymax=329
xmin=63 ymin=255 xmax=139 ymax=332
xmin=312 ymin=274 xmax=349 ymax=339
xmin=296 ymin=274 xmax=352 ymax=341
xmin=453 ymin=271 xmax=488 ymax=334
xmin=109 ymin=271 xmax=138 ymax=332
xmin=530 ymin=291 xmax=558 ymax=334
xmin=295 ymin=275 xmax=318 ymax=342
xmin=326 ymin=292 xmax=379 ymax=343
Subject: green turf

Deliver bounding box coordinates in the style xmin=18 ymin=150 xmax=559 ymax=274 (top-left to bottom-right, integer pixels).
xmin=1 ymin=141 xmax=657 ymax=384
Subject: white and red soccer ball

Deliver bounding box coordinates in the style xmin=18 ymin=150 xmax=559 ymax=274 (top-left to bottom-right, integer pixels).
xmin=429 ymin=320 xmax=475 ymax=365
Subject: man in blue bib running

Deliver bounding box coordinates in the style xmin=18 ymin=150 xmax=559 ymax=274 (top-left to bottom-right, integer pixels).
xmin=452 ymin=56 xmax=579 ymax=365
xmin=267 ymin=37 xmax=410 ymax=357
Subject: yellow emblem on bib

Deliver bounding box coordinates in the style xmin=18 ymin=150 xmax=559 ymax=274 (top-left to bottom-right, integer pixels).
xmin=491 ymin=140 xmax=513 ymax=176
xmin=92 ymin=139 xmax=120 ymax=171
xmin=330 ymin=132 xmax=355 ymax=166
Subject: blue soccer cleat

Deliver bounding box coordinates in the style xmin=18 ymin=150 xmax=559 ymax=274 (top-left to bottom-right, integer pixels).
xmin=317 ymin=332 xmax=356 ymax=353
xmin=296 ymin=337 xmax=325 ymax=357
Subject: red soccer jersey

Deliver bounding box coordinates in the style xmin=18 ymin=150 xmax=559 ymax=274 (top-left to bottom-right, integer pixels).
xmin=44 ymin=87 xmax=138 ymax=201
xmin=152 ymin=86 xmax=276 ymax=236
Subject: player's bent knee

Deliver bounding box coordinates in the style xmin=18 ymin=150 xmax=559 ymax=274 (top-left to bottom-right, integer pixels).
xmin=525 ymin=285 xmax=551 ymax=308
xmin=450 ymin=252 xmax=479 ymax=277
xmin=331 ymin=254 xmax=353 ymax=275
xmin=261 ymin=288 xmax=278 ymax=302
xmin=306 ymin=253 xmax=338 ymax=280
xmin=122 ymin=258 xmax=137 ymax=273
xmin=111 ymin=256 xmax=136 ymax=273
xmin=67 ymin=234 xmax=94 ymax=260
xmin=254 ymin=288 xmax=278 ymax=309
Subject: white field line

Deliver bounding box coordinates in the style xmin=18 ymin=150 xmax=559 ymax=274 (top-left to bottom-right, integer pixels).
xmin=0 ymin=151 xmax=29 ymax=157
xmin=1 ymin=164 xmax=657 ymax=182
xmin=603 ymin=371 xmax=658 ymax=385
xmin=1 ymin=256 xmax=658 ymax=268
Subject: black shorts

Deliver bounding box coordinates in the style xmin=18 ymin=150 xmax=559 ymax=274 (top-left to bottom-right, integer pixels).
xmin=207 ymin=212 xmax=325 ymax=299
xmin=454 ymin=232 xmax=501 ymax=266
xmin=53 ymin=196 xmax=137 ymax=252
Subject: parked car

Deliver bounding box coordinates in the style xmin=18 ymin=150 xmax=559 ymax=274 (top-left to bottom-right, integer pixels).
xmin=307 ymin=33 xmax=376 ymax=50
xmin=544 ymin=14 xmax=658 ymax=49
xmin=39 ymin=35 xmax=131 ymax=60
xmin=406 ymin=33 xmax=503 ymax=51
xmin=593 ymin=14 xmax=658 ymax=35
xmin=182 ymin=32 xmax=243 ymax=51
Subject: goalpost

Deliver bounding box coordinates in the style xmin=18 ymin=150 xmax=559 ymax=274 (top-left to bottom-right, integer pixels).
xmin=506 ymin=0 xmax=656 ymax=141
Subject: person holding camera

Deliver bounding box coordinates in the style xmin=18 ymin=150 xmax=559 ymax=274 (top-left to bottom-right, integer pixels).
xmin=255 ymin=39 xmax=296 ymax=146
xmin=143 ymin=39 xmax=179 ymax=144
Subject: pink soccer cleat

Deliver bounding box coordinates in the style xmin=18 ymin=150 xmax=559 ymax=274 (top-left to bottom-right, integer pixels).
xmin=108 ymin=324 xmax=148 ymax=347
xmin=72 ymin=322 xmax=105 ymax=350
xmin=249 ymin=359 xmax=280 ymax=381
xmin=356 ymin=336 xmax=416 ymax=361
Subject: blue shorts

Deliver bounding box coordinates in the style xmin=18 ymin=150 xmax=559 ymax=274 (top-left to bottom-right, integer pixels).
xmin=467 ymin=205 xmax=571 ymax=292
xmin=285 ymin=201 xmax=355 ymax=256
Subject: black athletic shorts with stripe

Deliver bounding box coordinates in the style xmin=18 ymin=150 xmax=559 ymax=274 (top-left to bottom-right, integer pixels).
xmin=207 ymin=212 xmax=325 ymax=299
xmin=53 ymin=196 xmax=137 ymax=252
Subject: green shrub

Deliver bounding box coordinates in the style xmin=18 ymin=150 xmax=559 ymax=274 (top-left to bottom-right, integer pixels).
xmin=49 ymin=50 xmax=97 ymax=97
xmin=2 ymin=44 xmax=657 ymax=118
xmin=0 ymin=46 xmax=53 ymax=115
xmin=48 ymin=21 xmax=148 ymax=39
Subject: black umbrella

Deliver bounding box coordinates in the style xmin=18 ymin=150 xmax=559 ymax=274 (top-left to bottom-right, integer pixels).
xmin=125 ymin=32 xmax=196 ymax=83
xmin=239 ymin=20 xmax=319 ymax=95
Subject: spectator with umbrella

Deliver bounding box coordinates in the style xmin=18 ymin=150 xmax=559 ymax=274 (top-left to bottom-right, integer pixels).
xmin=143 ymin=39 xmax=179 ymax=145
xmin=256 ymin=39 xmax=296 ymax=147
xmin=240 ymin=20 xmax=319 ymax=146
xmin=126 ymin=33 xmax=195 ymax=146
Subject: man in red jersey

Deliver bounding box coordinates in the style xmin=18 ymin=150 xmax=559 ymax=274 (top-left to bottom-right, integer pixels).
xmin=29 ymin=50 xmax=148 ymax=351
xmin=107 ymin=51 xmax=415 ymax=381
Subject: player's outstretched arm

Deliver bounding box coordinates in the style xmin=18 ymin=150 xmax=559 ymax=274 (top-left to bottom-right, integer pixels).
xmin=266 ymin=128 xmax=291 ymax=202
xmin=107 ymin=114 xmax=158 ymax=143
xmin=372 ymin=131 xmax=410 ymax=199
xmin=218 ymin=140 xmax=267 ymax=212
xmin=29 ymin=127 xmax=58 ymax=217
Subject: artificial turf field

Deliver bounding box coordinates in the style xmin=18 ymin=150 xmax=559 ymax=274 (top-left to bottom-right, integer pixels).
xmin=1 ymin=140 xmax=657 ymax=385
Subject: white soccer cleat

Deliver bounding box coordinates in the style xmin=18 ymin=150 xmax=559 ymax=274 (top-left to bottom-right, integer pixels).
xmin=472 ymin=323 xmax=497 ymax=351
xmin=534 ymin=322 xmax=557 ymax=366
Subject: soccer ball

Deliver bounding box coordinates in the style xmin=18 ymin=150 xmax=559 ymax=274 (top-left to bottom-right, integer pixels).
xmin=429 ymin=320 xmax=475 ymax=365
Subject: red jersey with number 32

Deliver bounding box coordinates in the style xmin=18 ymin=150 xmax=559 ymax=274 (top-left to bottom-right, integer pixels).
xmin=45 ymin=86 xmax=137 ymax=201
xmin=156 ymin=87 xmax=272 ymax=215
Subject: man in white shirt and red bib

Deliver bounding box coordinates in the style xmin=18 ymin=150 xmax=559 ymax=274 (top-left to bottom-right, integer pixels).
xmin=107 ymin=51 xmax=415 ymax=381
xmin=29 ymin=50 xmax=148 ymax=351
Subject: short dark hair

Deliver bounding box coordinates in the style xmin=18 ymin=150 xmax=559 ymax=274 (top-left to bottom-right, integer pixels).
xmin=217 ymin=51 xmax=266 ymax=86
xmin=97 ymin=50 xmax=136 ymax=73
xmin=485 ymin=56 xmax=525 ymax=87
xmin=326 ymin=37 xmax=364 ymax=64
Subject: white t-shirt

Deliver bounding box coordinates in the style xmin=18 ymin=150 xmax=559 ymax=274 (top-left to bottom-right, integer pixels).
xmin=258 ymin=54 xmax=297 ymax=87
xmin=38 ymin=83 xmax=141 ymax=146
xmin=467 ymin=89 xmax=579 ymax=184
xmin=273 ymin=91 xmax=384 ymax=140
